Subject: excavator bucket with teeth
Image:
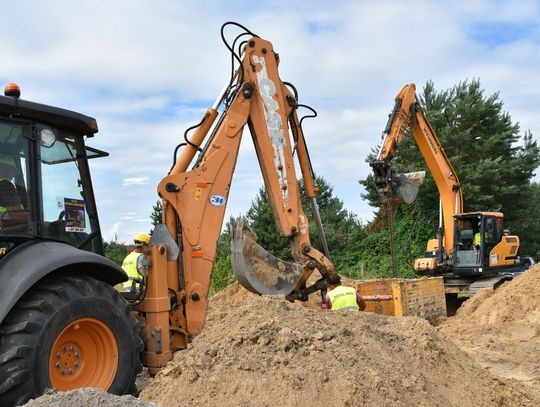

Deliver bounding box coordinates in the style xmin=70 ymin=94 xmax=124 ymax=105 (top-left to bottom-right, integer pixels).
xmin=230 ymin=216 xmax=304 ymax=296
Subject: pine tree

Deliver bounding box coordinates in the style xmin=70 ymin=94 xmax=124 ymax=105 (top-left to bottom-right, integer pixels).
xmin=210 ymin=221 xmax=235 ymax=293
xmin=150 ymin=200 xmax=162 ymax=229
xmin=512 ymin=180 xmax=540 ymax=259
xmin=246 ymin=188 xmax=291 ymax=260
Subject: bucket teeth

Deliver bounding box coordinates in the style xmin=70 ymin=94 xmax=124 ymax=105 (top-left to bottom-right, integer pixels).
xmin=230 ymin=216 xmax=304 ymax=295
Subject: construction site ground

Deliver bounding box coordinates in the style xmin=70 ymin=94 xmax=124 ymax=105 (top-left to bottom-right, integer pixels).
xmin=23 ymin=265 xmax=540 ymax=407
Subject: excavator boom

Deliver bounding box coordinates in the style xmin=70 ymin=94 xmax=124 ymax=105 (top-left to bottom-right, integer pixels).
xmin=372 ymin=83 xmax=462 ymax=258
xmin=139 ymin=27 xmax=339 ymax=372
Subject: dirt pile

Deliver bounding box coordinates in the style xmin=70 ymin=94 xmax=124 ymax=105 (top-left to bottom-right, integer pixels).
xmin=21 ymin=388 xmax=160 ymax=407
xmin=440 ymin=265 xmax=540 ymax=389
xmin=451 ymin=265 xmax=540 ymax=326
xmin=141 ymin=286 xmax=538 ymax=407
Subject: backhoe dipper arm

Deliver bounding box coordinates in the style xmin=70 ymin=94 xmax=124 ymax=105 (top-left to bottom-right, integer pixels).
xmin=138 ymin=35 xmax=337 ymax=372
xmin=288 ymin=104 xmax=331 ymax=258
xmin=372 ymin=83 xmax=463 ymax=257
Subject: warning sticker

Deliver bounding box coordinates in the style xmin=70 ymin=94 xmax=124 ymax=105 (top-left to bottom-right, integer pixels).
xmin=195 ymin=187 xmax=203 ymax=200
xmin=64 ymin=198 xmax=86 ymax=232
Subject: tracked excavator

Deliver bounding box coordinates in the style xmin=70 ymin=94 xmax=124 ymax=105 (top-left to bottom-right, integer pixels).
xmin=0 ymin=23 xmax=340 ymax=405
xmin=371 ymin=83 xmax=522 ymax=297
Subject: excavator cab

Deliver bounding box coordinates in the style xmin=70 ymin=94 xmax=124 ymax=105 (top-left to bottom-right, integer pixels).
xmin=453 ymin=212 xmax=518 ymax=275
xmin=0 ymin=84 xmax=108 ymax=259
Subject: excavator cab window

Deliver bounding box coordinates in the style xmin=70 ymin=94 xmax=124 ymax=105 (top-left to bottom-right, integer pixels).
xmin=455 ymin=218 xmax=481 ymax=268
xmin=483 ymin=216 xmax=503 ymax=259
xmin=38 ymin=123 xmax=104 ymax=252
xmin=455 ymin=215 xmax=505 ymax=270
xmin=0 ymin=121 xmax=31 ymax=235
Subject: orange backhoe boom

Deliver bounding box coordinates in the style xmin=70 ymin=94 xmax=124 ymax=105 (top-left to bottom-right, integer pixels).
xmin=136 ymin=34 xmax=338 ymax=373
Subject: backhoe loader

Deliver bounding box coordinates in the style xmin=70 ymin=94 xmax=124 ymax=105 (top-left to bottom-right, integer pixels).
xmin=371 ymin=83 xmax=522 ymax=296
xmin=0 ymin=22 xmax=339 ymax=405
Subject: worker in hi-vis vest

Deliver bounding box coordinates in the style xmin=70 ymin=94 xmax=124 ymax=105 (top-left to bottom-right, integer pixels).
xmin=474 ymin=232 xmax=481 ymax=250
xmin=474 ymin=221 xmax=482 ymax=263
xmin=116 ymin=233 xmax=150 ymax=293
xmin=323 ymin=285 xmax=364 ymax=311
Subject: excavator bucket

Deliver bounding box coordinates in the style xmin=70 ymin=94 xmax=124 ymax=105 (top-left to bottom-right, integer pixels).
xmin=391 ymin=171 xmax=425 ymax=205
xmin=372 ymin=160 xmax=425 ymax=205
xmin=230 ymin=216 xmax=304 ymax=296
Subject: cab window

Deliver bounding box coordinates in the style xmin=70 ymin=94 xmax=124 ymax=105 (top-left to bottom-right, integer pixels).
xmin=0 ymin=121 xmax=31 ymax=234
xmin=455 ymin=219 xmax=481 ymax=267
xmin=39 ymin=125 xmax=93 ymax=246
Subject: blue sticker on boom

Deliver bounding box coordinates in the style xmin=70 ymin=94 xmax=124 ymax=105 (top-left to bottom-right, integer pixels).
xmin=209 ymin=194 xmax=227 ymax=207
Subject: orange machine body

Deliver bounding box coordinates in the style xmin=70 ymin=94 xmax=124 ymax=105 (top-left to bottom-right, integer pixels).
xmin=375 ymin=84 xmax=521 ymax=288
xmin=135 ymin=37 xmax=337 ymax=373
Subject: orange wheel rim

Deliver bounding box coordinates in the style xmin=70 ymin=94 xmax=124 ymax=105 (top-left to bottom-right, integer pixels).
xmin=49 ymin=318 xmax=118 ymax=391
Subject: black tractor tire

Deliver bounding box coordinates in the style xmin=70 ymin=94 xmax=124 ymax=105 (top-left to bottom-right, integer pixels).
xmin=0 ymin=273 xmax=143 ymax=406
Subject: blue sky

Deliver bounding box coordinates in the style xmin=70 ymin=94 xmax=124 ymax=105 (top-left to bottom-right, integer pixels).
xmin=1 ymin=0 xmax=539 ymax=243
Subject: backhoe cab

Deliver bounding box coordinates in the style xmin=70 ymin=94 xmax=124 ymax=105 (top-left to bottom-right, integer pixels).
xmin=0 ymin=83 xmax=108 ymax=257
xmin=0 ymin=84 xmax=141 ymax=407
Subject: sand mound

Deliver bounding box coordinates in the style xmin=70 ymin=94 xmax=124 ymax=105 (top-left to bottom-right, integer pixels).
xmin=441 ymin=265 xmax=540 ymax=337
xmin=208 ymin=281 xmax=325 ymax=318
xmin=22 ymin=388 xmax=159 ymax=407
xmin=141 ymin=293 xmax=538 ymax=407
xmin=454 ymin=265 xmax=540 ymax=327
xmin=440 ymin=265 xmax=540 ymax=389
xmin=204 ymin=283 xmax=258 ymax=329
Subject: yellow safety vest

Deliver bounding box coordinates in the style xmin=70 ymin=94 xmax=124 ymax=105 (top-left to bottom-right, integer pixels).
xmin=119 ymin=251 xmax=142 ymax=290
xmin=328 ymin=285 xmax=359 ymax=311
xmin=474 ymin=232 xmax=481 ymax=247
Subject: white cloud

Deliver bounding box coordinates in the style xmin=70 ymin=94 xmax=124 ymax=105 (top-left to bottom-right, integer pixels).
xmin=122 ymin=177 xmax=150 ymax=186
xmin=103 ymin=221 xmax=122 ymax=243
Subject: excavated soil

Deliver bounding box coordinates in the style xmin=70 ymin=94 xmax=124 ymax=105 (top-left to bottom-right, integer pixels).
xmin=21 ymin=388 xmax=159 ymax=407
xmin=24 ymin=266 xmax=540 ymax=406
xmin=140 ymin=283 xmax=539 ymax=407
xmin=439 ymin=265 xmax=540 ymax=393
